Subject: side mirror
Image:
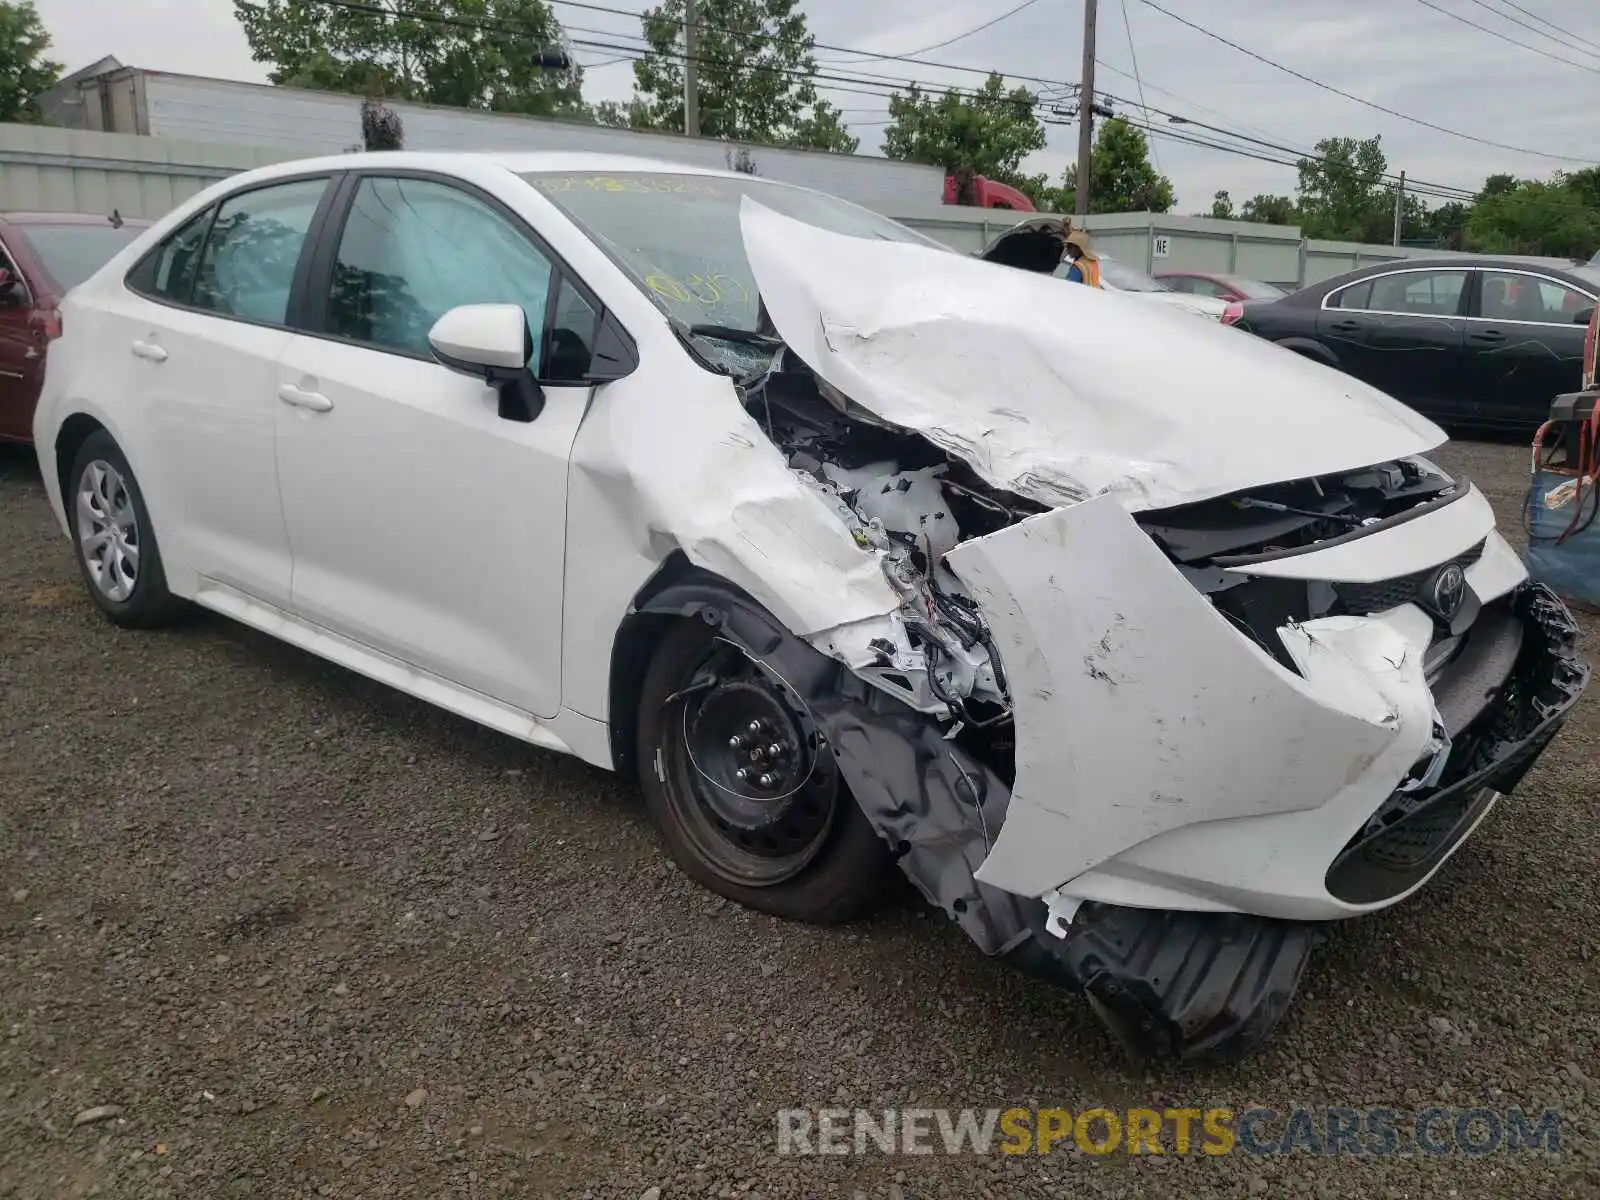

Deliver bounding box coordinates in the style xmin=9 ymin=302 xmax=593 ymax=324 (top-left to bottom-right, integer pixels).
xmin=1575 ymin=306 xmax=1595 ymax=326
xmin=429 ymin=303 xmax=544 ymax=423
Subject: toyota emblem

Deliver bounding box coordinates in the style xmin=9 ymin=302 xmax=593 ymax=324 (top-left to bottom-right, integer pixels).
xmin=1427 ymin=563 xmax=1467 ymax=619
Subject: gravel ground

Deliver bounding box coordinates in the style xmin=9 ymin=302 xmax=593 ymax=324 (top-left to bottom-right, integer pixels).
xmin=1 ymin=437 xmax=1596 ymax=1200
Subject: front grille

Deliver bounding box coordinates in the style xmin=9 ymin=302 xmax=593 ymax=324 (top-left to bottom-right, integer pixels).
xmin=1336 ymin=540 xmax=1486 ymax=615
xmin=1324 ymin=585 xmax=1589 ymax=905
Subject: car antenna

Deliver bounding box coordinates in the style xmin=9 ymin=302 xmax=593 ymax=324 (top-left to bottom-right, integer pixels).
xmin=108 ymin=209 xmax=123 ymax=229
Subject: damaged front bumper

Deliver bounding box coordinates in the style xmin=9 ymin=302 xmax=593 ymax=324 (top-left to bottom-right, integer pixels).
xmin=1006 ymin=582 xmax=1586 ymax=1062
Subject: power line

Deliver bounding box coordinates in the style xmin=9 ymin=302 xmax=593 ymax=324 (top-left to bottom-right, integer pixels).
xmin=1458 ymin=0 xmax=1600 ymax=57
xmin=1126 ymin=119 xmax=1477 ymax=203
xmin=821 ymin=0 xmax=1045 ymax=65
xmin=1492 ymin=0 xmax=1600 ymax=55
xmin=1136 ymin=0 xmax=1599 ymax=164
xmin=1115 ymin=0 xmax=1158 ymax=172
xmin=1411 ymin=0 xmax=1600 ymax=75
xmin=561 ymin=24 xmax=1013 ymax=105
xmin=1104 ymin=93 xmax=1479 ymax=197
xmin=548 ymin=0 xmax=1067 ymax=89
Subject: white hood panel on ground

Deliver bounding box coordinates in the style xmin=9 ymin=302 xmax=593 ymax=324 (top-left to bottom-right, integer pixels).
xmin=741 ymin=201 xmax=1445 ymax=512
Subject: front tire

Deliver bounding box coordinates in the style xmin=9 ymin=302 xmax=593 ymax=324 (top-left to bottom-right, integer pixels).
xmin=637 ymin=619 xmax=887 ymax=924
xmin=67 ymin=431 xmax=186 ymax=629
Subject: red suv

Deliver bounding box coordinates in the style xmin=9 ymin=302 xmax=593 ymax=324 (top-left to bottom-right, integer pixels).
xmin=0 ymin=212 xmax=149 ymax=444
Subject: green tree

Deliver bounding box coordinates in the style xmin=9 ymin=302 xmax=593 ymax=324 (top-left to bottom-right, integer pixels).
xmin=233 ymin=0 xmax=585 ymax=117
xmin=0 ymin=1 xmax=60 ymax=123
xmin=1465 ymin=177 xmax=1600 ymax=259
xmin=1241 ymin=194 xmax=1296 ymax=225
xmin=1425 ymin=200 xmax=1471 ymax=250
xmin=1208 ymin=189 xmax=1235 ymax=219
xmin=882 ymin=73 xmax=1045 ymax=204
xmin=626 ymin=0 xmax=853 ymax=151
xmin=1058 ymin=117 xmax=1175 ymax=214
xmin=1294 ymin=134 xmax=1390 ymax=241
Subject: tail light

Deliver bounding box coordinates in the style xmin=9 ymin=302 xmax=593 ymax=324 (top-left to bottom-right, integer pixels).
xmin=1584 ymin=303 xmax=1597 ymax=389
xmin=1221 ymin=301 xmax=1245 ymax=326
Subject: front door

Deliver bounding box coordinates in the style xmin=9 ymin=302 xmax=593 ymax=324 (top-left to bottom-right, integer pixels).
xmin=274 ymin=174 xmax=598 ymax=719
xmin=1318 ymin=268 xmax=1470 ymax=420
xmin=1464 ymin=269 xmax=1595 ymax=427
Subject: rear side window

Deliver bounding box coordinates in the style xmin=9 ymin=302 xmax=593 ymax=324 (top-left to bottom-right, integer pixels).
xmin=190 ymin=178 xmax=329 ymax=324
xmin=1361 ymin=270 xmax=1467 ymax=316
xmin=1331 ymin=280 xmax=1373 ymax=310
xmin=325 ymin=176 xmax=557 ymax=361
xmin=126 ymin=207 xmax=214 ymax=303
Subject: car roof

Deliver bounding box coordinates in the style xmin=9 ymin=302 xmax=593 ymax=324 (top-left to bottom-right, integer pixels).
xmin=218 ymin=150 xmax=771 ymax=187
xmin=0 ymin=211 xmax=153 ymax=227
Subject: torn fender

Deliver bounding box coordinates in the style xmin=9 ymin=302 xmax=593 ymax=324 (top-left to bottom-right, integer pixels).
xmin=945 ymin=494 xmax=1437 ymax=909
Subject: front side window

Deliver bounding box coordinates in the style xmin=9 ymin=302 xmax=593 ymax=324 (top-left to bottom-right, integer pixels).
xmin=327 ymin=176 xmax=556 ymax=363
xmin=191 ymin=177 xmax=329 ymax=324
xmin=126 ymin=207 xmax=214 ymax=304
xmin=1365 ymin=270 xmax=1467 ymax=317
xmin=1478 ymin=271 xmax=1594 ymax=323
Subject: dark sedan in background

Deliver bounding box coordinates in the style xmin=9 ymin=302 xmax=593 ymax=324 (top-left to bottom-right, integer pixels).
xmin=1229 ymin=256 xmax=1600 ymax=430
xmin=0 ymin=212 xmax=149 ymax=443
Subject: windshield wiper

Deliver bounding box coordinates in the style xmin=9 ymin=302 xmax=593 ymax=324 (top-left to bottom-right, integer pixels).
xmin=1231 ymin=496 xmax=1365 ymax=528
xmin=686 ymin=323 xmax=783 ymax=346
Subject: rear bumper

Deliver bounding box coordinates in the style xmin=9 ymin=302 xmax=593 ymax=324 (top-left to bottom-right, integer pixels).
xmin=1009 ymin=583 xmax=1588 ymax=1062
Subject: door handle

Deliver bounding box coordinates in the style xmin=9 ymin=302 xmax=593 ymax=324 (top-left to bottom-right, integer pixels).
xmin=277 ymin=383 xmax=334 ymax=413
xmin=130 ymin=339 xmax=167 ymax=362
xmin=1470 ymin=328 xmax=1506 ymax=343
xmin=1328 ymin=320 xmax=1361 ymax=333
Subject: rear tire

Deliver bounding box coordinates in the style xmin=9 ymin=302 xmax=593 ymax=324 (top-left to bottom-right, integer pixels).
xmin=67 ymin=431 xmax=186 ymax=629
xmin=637 ymin=619 xmax=887 ymax=924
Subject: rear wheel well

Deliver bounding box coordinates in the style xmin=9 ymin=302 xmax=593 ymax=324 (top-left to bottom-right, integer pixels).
xmin=55 ymin=414 xmax=106 ymax=502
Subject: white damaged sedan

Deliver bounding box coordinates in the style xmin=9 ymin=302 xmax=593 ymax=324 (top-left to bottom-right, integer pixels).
xmin=34 ymin=153 xmax=1588 ymax=1061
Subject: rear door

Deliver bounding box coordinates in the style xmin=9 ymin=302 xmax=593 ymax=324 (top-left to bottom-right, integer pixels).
xmin=1463 ymin=269 xmax=1596 ymax=427
xmin=272 ymin=172 xmax=601 ymax=719
xmin=1316 ymin=267 xmax=1470 ymax=418
xmin=118 ymin=175 xmax=338 ymax=604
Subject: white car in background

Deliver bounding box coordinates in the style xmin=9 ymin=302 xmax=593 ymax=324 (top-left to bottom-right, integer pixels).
xmin=1093 ymin=252 xmax=1232 ymax=320
xmin=33 ymin=152 xmax=1587 ymax=1063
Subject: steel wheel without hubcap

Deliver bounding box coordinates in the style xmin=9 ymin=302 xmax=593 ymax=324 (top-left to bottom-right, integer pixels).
xmin=662 ymin=649 xmax=840 ymax=888
xmin=76 ymin=460 xmax=140 ymax=603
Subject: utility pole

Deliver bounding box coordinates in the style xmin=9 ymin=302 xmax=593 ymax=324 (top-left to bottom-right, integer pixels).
xmin=684 ymin=0 xmax=700 ymax=137
xmin=1075 ymin=0 xmax=1097 ymax=219
xmin=1392 ymin=169 xmax=1405 ymax=246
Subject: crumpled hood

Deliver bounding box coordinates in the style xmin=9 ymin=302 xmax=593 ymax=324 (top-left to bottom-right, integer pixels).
xmin=740 ymin=200 xmax=1446 ymax=511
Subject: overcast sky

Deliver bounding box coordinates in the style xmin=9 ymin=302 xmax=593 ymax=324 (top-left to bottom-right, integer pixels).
xmin=40 ymin=0 xmax=1600 ymax=210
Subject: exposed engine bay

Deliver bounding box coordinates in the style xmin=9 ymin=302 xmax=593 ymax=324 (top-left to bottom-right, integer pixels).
xmin=736 ymin=345 xmax=1472 ymax=742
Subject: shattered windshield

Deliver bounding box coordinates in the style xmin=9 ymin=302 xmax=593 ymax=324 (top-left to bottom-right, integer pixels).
xmin=521 ymin=171 xmax=950 ymax=332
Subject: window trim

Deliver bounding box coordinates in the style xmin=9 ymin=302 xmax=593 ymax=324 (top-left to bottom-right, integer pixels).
xmin=1319 ymin=265 xmax=1472 ymax=320
xmin=0 ymin=232 xmax=34 ymax=307
xmin=120 ymin=172 xmax=343 ymax=331
xmin=300 ymin=167 xmax=627 ymax=377
xmin=1466 ymin=266 xmax=1599 ymax=329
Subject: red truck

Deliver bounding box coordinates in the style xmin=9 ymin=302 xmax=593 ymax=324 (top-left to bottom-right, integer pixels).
xmin=943 ymin=175 xmax=1037 ymax=211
